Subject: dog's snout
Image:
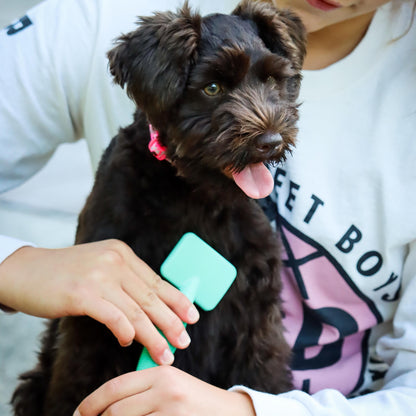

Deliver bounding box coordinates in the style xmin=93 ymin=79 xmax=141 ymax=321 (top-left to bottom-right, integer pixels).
xmin=256 ymin=132 xmax=282 ymax=153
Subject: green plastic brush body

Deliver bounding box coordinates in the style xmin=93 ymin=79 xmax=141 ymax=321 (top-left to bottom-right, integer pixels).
xmin=136 ymin=232 xmax=237 ymax=371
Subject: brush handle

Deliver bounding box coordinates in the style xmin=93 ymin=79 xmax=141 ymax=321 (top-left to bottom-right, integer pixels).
xmin=136 ymin=348 xmax=160 ymax=370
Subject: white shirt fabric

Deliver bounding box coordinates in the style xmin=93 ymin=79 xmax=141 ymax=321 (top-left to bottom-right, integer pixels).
xmin=0 ymin=0 xmax=415 ymax=414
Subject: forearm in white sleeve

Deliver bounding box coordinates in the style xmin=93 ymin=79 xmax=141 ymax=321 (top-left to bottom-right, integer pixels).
xmin=232 ymin=373 xmax=416 ymax=416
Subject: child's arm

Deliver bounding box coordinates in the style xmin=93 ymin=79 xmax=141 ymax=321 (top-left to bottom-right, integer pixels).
xmin=0 ymin=238 xmax=199 ymax=365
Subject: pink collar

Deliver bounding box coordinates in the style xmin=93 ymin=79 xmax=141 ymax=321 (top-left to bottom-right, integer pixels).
xmin=148 ymin=124 xmax=167 ymax=161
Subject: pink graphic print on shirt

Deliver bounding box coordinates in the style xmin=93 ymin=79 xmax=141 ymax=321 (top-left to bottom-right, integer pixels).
xmin=280 ymin=220 xmax=381 ymax=395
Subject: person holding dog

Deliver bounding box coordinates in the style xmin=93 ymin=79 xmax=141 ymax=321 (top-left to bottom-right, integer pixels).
xmin=1 ymin=0 xmax=415 ymax=415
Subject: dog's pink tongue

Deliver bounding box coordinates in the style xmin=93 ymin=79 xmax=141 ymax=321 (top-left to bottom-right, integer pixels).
xmin=232 ymin=163 xmax=274 ymax=199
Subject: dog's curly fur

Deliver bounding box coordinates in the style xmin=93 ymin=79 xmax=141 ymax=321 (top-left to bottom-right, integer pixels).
xmin=12 ymin=1 xmax=306 ymax=414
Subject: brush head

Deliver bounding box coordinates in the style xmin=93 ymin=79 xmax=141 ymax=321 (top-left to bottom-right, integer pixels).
xmin=160 ymin=233 xmax=237 ymax=310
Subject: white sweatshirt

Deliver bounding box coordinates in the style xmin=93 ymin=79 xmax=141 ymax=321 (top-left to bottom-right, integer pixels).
xmin=0 ymin=0 xmax=415 ymax=414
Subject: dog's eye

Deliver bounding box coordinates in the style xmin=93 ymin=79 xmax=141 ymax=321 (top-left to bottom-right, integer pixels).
xmin=266 ymin=76 xmax=278 ymax=87
xmin=203 ymin=82 xmax=223 ymax=96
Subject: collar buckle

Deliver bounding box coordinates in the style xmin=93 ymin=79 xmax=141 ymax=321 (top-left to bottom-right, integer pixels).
xmin=148 ymin=124 xmax=167 ymax=161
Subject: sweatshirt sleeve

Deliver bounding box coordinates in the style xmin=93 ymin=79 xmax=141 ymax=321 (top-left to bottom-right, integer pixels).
xmin=0 ymin=0 xmax=97 ymax=193
xmin=230 ymin=240 xmax=416 ymax=415
xmin=0 ymin=235 xmax=35 ymax=312
xmin=0 ymin=236 xmax=35 ymax=265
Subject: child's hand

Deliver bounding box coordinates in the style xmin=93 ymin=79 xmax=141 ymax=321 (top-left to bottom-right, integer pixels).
xmin=74 ymin=367 xmax=255 ymax=416
xmin=0 ymin=240 xmax=199 ymax=365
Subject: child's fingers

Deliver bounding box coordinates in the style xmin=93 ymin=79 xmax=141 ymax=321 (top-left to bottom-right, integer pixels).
xmin=82 ymin=289 xmax=174 ymax=364
xmin=121 ymin=246 xmax=200 ymax=325
xmin=106 ymin=290 xmax=177 ymax=364
xmin=75 ymin=371 xmax=151 ymax=416
xmin=100 ymin=389 xmax=155 ymax=416
xmin=82 ymin=297 xmax=135 ymax=347
xmin=121 ymin=273 xmax=193 ymax=350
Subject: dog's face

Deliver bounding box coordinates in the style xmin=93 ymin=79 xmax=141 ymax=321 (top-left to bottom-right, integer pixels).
xmin=108 ymin=0 xmax=306 ymax=198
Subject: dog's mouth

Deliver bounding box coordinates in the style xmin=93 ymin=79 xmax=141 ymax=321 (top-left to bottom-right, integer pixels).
xmin=221 ymin=131 xmax=289 ymax=199
xmin=224 ymin=132 xmax=287 ymax=199
xmin=231 ymin=163 xmax=274 ymax=199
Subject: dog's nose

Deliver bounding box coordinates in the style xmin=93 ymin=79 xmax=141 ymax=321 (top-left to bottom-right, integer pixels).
xmin=256 ymin=132 xmax=282 ymax=153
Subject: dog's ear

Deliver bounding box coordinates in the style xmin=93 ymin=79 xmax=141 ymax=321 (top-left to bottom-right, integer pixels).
xmin=107 ymin=2 xmax=201 ymax=117
xmin=232 ymin=0 xmax=306 ymax=72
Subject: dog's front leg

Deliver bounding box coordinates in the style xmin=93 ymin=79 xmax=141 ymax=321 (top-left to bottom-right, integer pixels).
xmin=214 ymin=223 xmax=293 ymax=394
